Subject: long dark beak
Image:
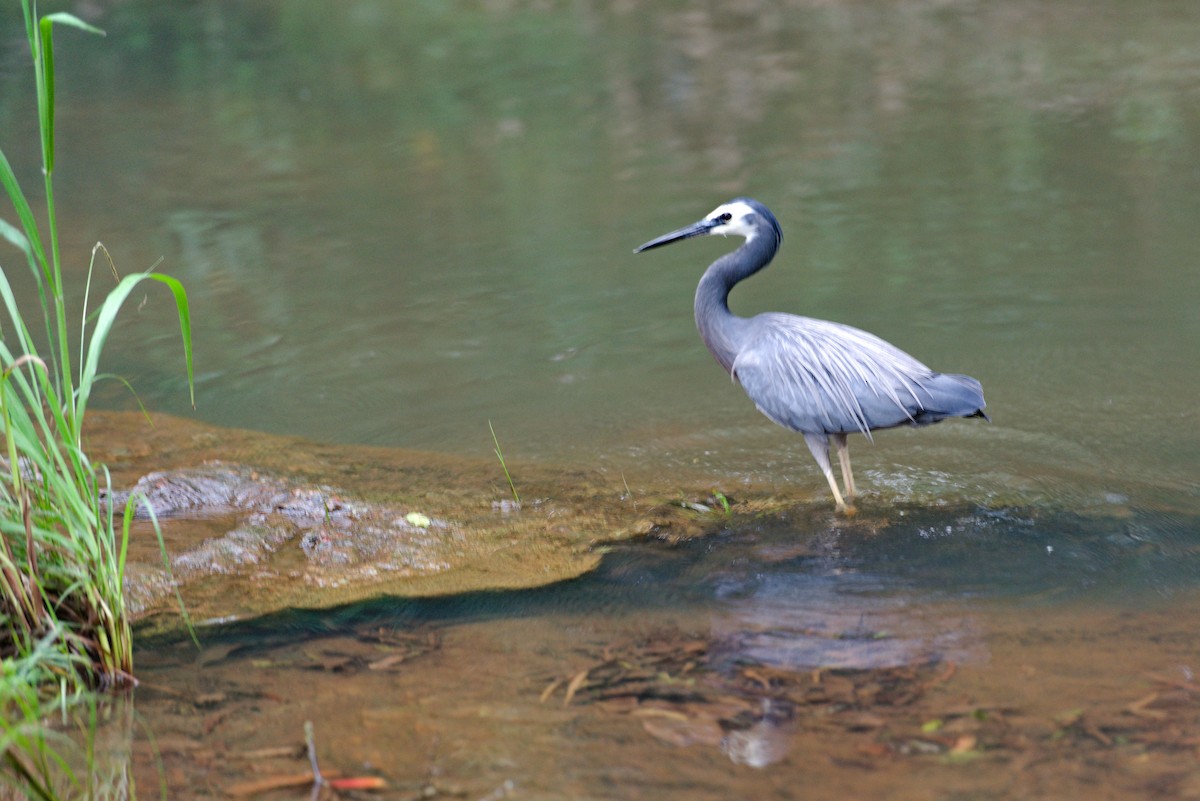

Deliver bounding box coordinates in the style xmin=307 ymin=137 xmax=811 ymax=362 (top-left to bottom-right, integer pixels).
xmin=634 ymin=218 xmax=719 ymax=253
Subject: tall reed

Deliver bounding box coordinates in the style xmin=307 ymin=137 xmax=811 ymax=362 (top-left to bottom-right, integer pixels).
xmin=1 ymin=3 xmax=195 ymax=792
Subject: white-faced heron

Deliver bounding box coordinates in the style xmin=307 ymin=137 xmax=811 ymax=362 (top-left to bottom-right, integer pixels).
xmin=635 ymin=198 xmax=987 ymax=514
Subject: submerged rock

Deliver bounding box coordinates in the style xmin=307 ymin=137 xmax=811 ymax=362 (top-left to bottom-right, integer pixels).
xmin=108 ymin=466 xmax=293 ymax=517
xmin=113 ymin=465 xmax=474 ymax=624
xmin=114 ymin=465 xmax=455 ymax=579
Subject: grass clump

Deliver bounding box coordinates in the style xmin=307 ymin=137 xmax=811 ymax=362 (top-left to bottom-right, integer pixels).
xmin=1 ymin=0 xmax=195 ymax=795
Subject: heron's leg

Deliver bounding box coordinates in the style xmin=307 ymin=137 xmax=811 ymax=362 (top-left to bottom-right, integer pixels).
xmin=831 ymin=433 xmax=856 ymax=501
xmin=803 ymin=433 xmax=849 ymax=514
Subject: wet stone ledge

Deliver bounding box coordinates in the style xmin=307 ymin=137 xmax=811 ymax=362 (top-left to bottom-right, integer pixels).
xmin=84 ymin=411 xmax=729 ymax=632
xmin=89 ymin=410 xmax=1159 ymax=634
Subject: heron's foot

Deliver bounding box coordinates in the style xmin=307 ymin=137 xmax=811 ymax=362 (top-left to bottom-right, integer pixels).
xmin=834 ymin=501 xmax=857 ymax=517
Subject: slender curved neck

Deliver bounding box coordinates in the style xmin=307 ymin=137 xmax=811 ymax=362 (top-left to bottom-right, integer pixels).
xmin=694 ymin=233 xmax=780 ymax=373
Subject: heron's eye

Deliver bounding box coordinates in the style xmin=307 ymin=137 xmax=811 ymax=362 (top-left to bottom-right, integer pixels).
xmin=717 ymin=212 xmax=732 ymax=223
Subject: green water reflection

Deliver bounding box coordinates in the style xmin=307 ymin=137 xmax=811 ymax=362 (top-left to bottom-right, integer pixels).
xmin=1 ymin=1 xmax=1197 ymax=511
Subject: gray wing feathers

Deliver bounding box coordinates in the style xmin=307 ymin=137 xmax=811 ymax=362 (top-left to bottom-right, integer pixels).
xmin=731 ymin=314 xmax=979 ymax=437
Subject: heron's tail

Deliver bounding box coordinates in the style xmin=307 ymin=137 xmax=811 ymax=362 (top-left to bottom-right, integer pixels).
xmin=913 ymin=373 xmax=988 ymax=424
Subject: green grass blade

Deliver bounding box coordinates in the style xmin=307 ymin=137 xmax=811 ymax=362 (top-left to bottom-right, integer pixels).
xmin=132 ymin=493 xmax=198 ymax=646
xmin=41 ymin=12 xmax=105 ymax=36
xmin=37 ymin=18 xmax=55 ymax=173
xmin=0 ymin=149 xmax=48 ymax=271
xmin=151 ymin=272 xmax=196 ymax=409
xmin=76 ymin=271 xmax=196 ymax=423
xmin=36 ymin=15 xmax=104 ymax=175
xmin=0 ymin=264 xmax=43 ymax=374
xmin=19 ymin=0 xmax=35 ymax=52
xmin=92 ymin=371 xmax=153 ymax=421
xmin=0 ymin=151 xmax=55 ymax=362
xmin=0 ymin=218 xmax=32 ymax=261
xmin=488 ymin=420 xmax=520 ymax=505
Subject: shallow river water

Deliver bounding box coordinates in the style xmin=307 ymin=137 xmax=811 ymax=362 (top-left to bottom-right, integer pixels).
xmin=120 ymin=509 xmax=1200 ymax=800
xmin=2 ymin=1 xmax=1200 ymax=799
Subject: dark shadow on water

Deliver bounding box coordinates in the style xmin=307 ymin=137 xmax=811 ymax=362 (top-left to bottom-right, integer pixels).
xmin=138 ymin=504 xmax=1200 ymax=670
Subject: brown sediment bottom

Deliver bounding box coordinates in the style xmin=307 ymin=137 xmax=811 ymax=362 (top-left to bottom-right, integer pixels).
xmin=114 ymin=590 xmax=1200 ymax=801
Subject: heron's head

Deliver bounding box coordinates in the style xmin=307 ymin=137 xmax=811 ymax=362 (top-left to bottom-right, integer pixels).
xmin=634 ymin=198 xmax=782 ymax=253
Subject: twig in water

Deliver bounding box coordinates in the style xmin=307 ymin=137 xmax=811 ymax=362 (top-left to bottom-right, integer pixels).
xmin=304 ymin=720 xmax=323 ymax=800
xmin=297 ymin=719 xmax=389 ymax=796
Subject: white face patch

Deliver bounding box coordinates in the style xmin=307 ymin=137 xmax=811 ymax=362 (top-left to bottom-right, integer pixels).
xmin=706 ymin=200 xmax=760 ymax=241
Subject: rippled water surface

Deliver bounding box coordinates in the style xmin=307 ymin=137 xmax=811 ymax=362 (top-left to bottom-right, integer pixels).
xmin=3 ymin=0 xmax=1200 ymax=797
xmin=1 ymin=0 xmax=1196 ymax=507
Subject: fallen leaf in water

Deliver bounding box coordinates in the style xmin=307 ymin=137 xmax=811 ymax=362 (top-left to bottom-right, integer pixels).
xmin=308 ymin=653 xmax=354 ymax=672
xmin=366 ymin=653 xmax=407 ymax=671
xmin=844 ymin=712 xmax=887 ymax=730
xmin=742 ymin=667 xmax=771 ymax=691
xmin=328 ymin=776 xmax=388 ymax=790
xmin=950 ymin=735 xmax=977 ymax=754
xmin=144 ymin=734 xmax=205 ymax=755
xmin=631 ymin=706 xmax=690 ymax=722
xmin=226 ymin=770 xmax=341 ymax=797
xmin=563 ymin=669 xmax=589 ymax=706
xmin=539 ymin=676 xmax=563 ymax=703
xmin=933 ymin=661 xmax=957 ymax=683
xmin=1127 ymin=692 xmax=1168 ymax=720
xmin=940 ymin=733 xmax=982 ymax=764
xmin=1146 ymin=672 xmax=1200 ymax=694
xmin=858 ymin=742 xmax=892 ymax=759
xmin=1081 ymin=721 xmax=1112 ymax=746
xmin=202 ymin=709 xmax=228 ymax=735
xmin=228 ymin=746 xmax=302 ymax=761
